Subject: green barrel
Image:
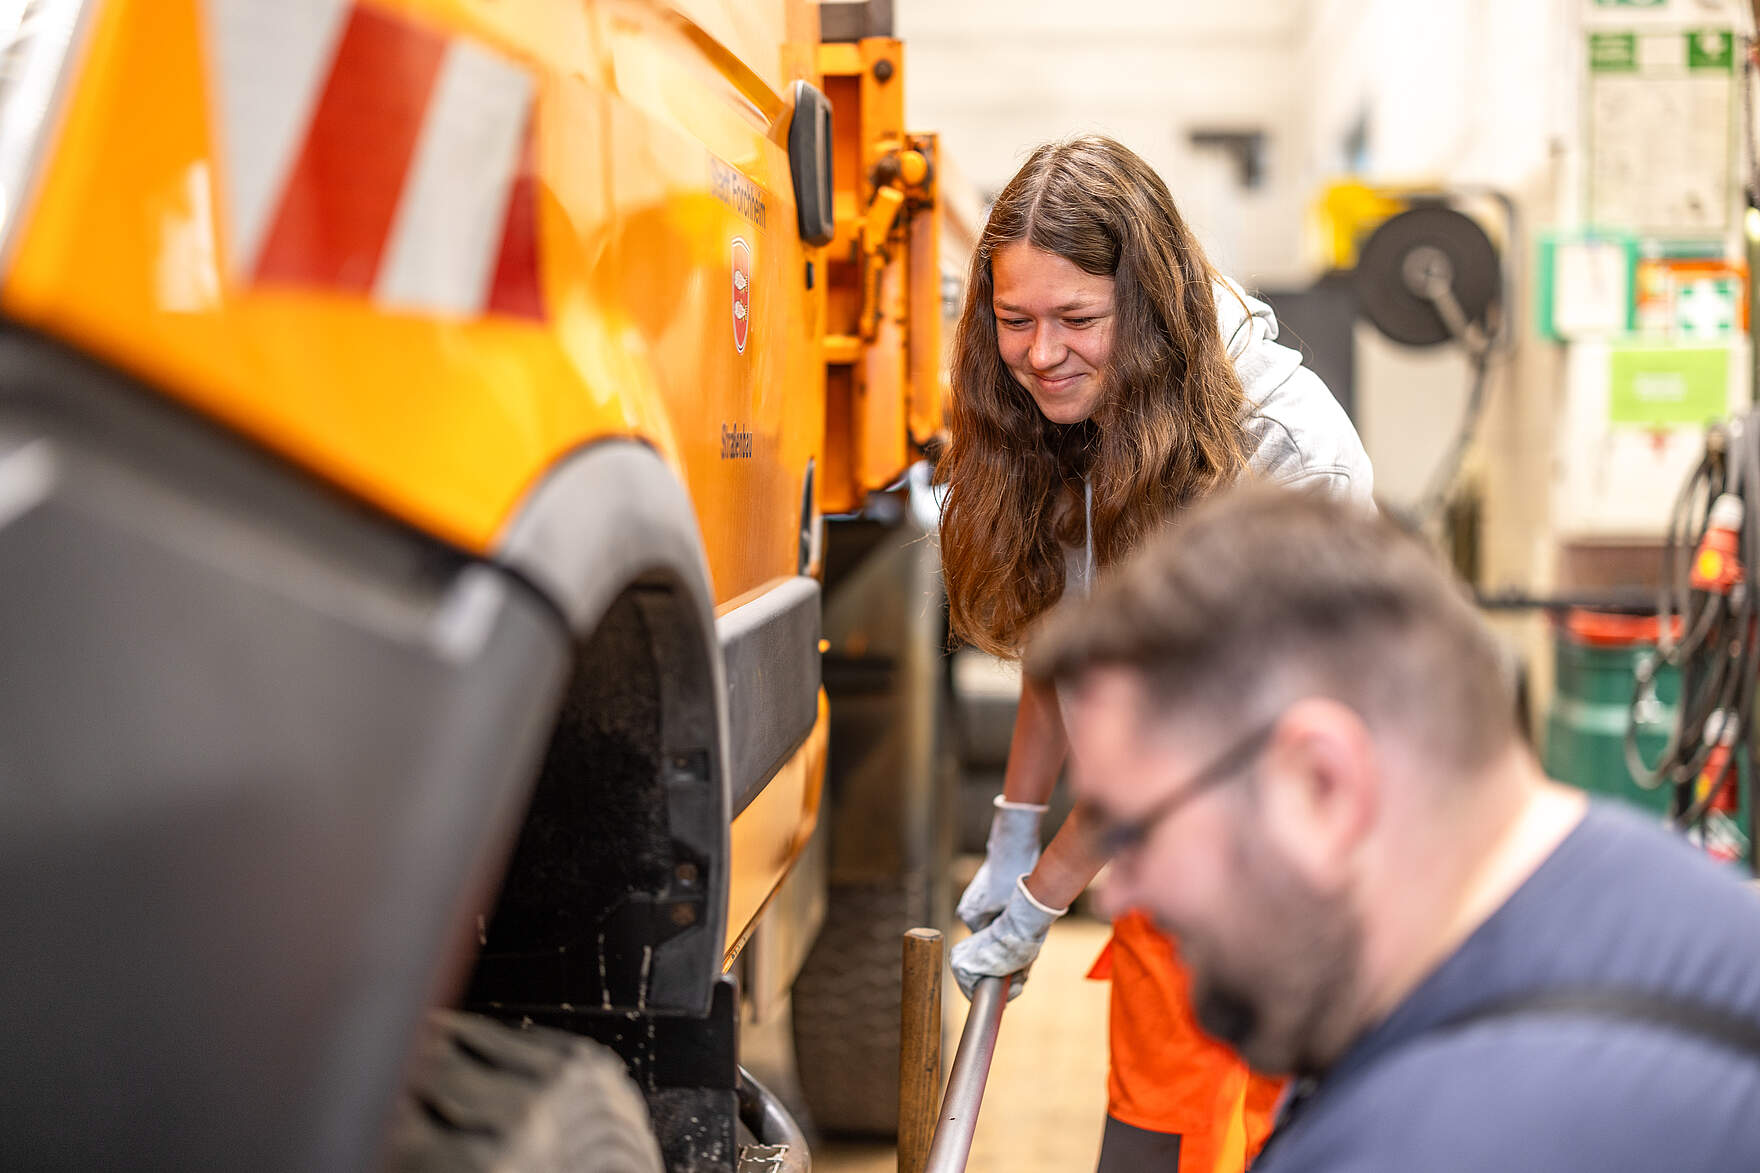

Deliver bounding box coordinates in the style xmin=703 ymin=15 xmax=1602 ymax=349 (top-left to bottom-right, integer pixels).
xmin=1542 ymin=610 xmax=1680 ymax=818
xmin=1543 ymin=610 xmax=1750 ymax=867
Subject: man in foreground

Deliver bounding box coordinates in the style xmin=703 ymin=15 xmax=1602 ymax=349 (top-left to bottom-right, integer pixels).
xmin=1029 ymin=487 xmax=1760 ymax=1170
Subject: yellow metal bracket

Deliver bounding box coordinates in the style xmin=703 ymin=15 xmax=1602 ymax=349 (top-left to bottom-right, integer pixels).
xmin=863 ymin=184 xmax=907 ymax=256
xmin=816 ymin=37 xmax=947 ymax=510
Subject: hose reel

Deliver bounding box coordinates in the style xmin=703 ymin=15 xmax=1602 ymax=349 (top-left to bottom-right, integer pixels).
xmin=1353 ymin=198 xmax=1514 ymax=521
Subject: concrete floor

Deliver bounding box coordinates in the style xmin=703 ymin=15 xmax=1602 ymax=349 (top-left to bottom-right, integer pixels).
xmin=815 ymin=915 xmax=1115 ymax=1173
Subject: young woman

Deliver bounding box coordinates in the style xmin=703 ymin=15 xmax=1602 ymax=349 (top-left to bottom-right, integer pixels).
xmin=937 ymin=135 xmax=1371 ymax=1173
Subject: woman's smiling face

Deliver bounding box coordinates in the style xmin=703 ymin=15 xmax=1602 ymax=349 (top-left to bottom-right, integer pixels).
xmin=991 ymin=241 xmax=1117 ymax=425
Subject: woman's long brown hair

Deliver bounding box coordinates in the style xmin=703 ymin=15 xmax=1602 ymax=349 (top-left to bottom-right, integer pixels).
xmin=937 ymin=135 xmax=1250 ymax=658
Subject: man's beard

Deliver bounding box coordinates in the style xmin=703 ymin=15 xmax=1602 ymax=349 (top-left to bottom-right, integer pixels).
xmin=1192 ymin=979 xmax=1261 ymax=1054
xmin=1184 ymin=830 xmax=1362 ymax=1076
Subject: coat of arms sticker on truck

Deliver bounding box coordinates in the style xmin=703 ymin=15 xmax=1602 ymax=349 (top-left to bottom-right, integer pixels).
xmin=732 ymin=236 xmax=751 ymax=354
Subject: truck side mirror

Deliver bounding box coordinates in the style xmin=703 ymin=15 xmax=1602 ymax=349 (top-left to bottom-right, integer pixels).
xmin=789 ymin=81 xmax=835 ymax=247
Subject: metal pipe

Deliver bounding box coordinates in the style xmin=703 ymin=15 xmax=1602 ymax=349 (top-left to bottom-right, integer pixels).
xmin=922 ymin=976 xmax=1007 ymax=1173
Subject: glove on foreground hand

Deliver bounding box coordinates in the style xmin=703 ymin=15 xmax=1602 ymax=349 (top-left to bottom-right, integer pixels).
xmin=957 ymin=796 xmax=1048 ymax=932
xmin=949 ymin=875 xmax=1068 ymax=1002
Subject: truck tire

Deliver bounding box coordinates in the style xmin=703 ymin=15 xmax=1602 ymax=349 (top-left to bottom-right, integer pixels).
xmin=384 ymin=1011 xmax=663 ymax=1173
xmin=794 ymin=507 xmax=957 ymax=1139
xmin=791 ymin=880 xmax=930 ymax=1137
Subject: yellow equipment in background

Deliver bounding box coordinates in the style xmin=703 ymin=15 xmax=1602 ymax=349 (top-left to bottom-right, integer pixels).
xmin=1310 ymin=178 xmax=1414 ymax=271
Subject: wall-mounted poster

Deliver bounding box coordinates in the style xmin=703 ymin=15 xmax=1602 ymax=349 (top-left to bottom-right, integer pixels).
xmin=1587 ymin=29 xmax=1735 ymax=235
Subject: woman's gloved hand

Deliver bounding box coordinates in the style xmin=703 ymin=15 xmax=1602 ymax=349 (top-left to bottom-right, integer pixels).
xmin=950 ymin=875 xmax=1068 ymax=1001
xmin=957 ymin=795 xmax=1049 ymax=931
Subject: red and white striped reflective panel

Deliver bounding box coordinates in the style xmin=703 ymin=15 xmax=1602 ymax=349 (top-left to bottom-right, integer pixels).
xmin=202 ymin=0 xmax=544 ymax=320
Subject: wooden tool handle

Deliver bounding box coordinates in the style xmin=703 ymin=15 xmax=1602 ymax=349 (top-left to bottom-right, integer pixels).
xmin=898 ymin=927 xmax=944 ymax=1173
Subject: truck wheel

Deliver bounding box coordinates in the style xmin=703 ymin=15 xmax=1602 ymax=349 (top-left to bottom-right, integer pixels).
xmin=384 ymin=1011 xmax=663 ymax=1173
xmin=791 ymin=880 xmax=931 ymax=1137
xmin=795 ymin=508 xmax=958 ymax=1139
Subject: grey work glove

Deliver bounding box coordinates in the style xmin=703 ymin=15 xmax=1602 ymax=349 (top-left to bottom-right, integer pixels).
xmin=957 ymin=795 xmax=1048 ymax=932
xmin=949 ymin=875 xmax=1067 ymax=1001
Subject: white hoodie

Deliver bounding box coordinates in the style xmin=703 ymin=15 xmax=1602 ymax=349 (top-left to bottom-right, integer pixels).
xmin=1216 ymin=276 xmax=1374 ymax=505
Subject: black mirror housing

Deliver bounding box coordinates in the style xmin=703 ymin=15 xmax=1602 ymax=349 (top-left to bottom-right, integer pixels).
xmin=789 ymin=82 xmax=835 ymax=248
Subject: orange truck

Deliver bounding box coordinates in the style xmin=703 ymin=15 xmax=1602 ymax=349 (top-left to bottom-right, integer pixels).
xmin=0 ymin=0 xmax=969 ymax=1169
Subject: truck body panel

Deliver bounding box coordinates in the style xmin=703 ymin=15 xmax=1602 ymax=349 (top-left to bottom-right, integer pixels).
xmin=4 ymin=0 xmax=823 ymax=612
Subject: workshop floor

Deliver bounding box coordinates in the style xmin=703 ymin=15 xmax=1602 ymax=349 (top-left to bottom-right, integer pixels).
xmin=815 ymin=914 xmax=1115 ymax=1173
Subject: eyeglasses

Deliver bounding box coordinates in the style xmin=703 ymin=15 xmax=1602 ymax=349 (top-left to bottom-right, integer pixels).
xmin=1080 ymin=720 xmax=1278 ymax=859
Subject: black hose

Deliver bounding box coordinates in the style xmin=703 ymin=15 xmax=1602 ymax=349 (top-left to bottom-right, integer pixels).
xmin=1475 ymin=587 xmax=1656 ymax=613
xmin=1625 ymin=414 xmax=1760 ymax=873
xmin=1416 ymin=337 xmax=1496 ymax=525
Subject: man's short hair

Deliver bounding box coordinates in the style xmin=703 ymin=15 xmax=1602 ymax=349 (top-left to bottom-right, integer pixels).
xmin=1026 ymin=487 xmax=1516 ymax=774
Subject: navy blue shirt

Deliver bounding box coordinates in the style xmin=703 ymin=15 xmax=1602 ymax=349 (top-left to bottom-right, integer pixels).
xmin=1253 ymin=802 xmax=1760 ymax=1172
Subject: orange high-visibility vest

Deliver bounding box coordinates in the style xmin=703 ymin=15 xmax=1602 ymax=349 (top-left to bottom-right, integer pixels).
xmin=1090 ymin=912 xmax=1284 ymax=1172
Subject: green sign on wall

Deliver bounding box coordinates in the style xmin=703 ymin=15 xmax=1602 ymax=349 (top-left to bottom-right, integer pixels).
xmin=1609 ymin=346 xmax=1730 ymax=426
xmin=1587 ymin=30 xmax=1733 ymax=73
xmin=1689 ymin=30 xmax=1735 ymax=71
xmin=1589 ymin=32 xmax=1638 ymax=71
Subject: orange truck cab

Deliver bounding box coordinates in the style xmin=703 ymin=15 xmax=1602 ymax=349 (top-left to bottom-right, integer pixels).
xmin=0 ymin=0 xmax=964 ymax=1168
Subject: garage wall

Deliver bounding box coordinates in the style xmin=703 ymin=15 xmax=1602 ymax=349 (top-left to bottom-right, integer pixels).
xmin=895 ymin=0 xmax=1311 ymax=286
xmin=1297 ymin=0 xmax=1577 ymax=191
xmin=896 ymin=0 xmax=1579 ymax=282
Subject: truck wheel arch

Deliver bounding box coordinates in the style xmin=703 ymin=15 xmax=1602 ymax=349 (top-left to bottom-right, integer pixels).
xmin=480 ymin=439 xmax=732 ymax=1019
xmin=497 ymin=440 xmax=721 ymax=659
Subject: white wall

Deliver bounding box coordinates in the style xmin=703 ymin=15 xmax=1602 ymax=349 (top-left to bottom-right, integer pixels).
xmin=895 ymin=0 xmax=1579 ymax=284
xmin=895 ymin=0 xmax=1311 ymax=285
xmin=1296 ymin=0 xmax=1574 ymax=193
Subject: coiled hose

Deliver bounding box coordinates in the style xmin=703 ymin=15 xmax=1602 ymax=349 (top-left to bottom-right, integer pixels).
xmin=1625 ymin=412 xmax=1760 ymax=873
